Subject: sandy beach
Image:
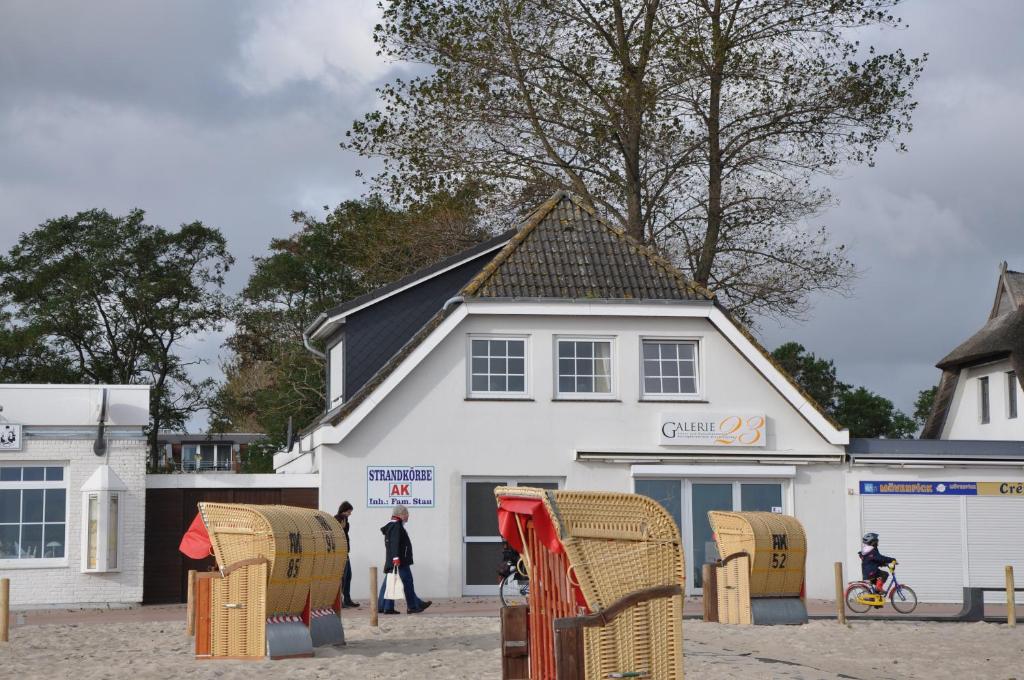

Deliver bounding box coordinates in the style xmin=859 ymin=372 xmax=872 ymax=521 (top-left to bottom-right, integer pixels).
xmin=2 ymin=610 xmax=1023 ymax=680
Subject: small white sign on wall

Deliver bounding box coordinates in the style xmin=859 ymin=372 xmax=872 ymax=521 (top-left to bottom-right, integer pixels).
xmin=0 ymin=424 xmax=22 ymax=451
xmin=367 ymin=466 xmax=435 ymax=508
xmin=660 ymin=413 xmax=767 ymax=447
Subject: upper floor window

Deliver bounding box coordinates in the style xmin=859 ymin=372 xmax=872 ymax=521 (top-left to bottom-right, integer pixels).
xmin=182 ymin=443 xmax=233 ymax=472
xmin=329 ymin=340 xmax=344 ymax=408
xmin=0 ymin=465 xmax=67 ymax=563
xmin=980 ymin=376 xmax=990 ymax=424
xmin=469 ymin=337 xmax=527 ymax=397
xmin=641 ymin=339 xmax=699 ymax=398
xmin=556 ymin=337 xmax=613 ymax=398
xmin=1009 ymin=371 xmax=1018 ymax=420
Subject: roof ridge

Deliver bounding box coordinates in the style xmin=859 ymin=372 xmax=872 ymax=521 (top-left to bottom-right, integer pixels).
xmin=462 ymin=190 xmax=713 ymax=301
xmin=461 ymin=191 xmax=567 ymax=296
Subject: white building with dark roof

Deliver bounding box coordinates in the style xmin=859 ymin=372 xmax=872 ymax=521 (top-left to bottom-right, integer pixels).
xmin=293 ymin=192 xmax=854 ymax=601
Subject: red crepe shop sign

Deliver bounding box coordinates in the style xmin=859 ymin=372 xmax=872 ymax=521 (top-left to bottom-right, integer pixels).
xmin=659 ymin=413 xmax=766 ymax=447
xmin=367 ymin=466 xmax=435 ymax=507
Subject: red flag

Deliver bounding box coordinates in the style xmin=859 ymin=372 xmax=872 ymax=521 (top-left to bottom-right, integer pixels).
xmin=179 ymin=512 xmax=213 ymax=559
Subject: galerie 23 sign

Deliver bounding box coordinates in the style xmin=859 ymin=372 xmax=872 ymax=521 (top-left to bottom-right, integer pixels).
xmin=660 ymin=413 xmax=766 ymax=447
xmin=367 ymin=466 xmax=435 ymax=507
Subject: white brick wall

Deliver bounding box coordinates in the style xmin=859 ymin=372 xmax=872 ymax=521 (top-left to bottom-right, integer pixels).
xmin=2 ymin=436 xmax=147 ymax=608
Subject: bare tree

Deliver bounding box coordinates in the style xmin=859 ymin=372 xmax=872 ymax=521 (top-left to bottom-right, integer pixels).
xmin=347 ymin=0 xmax=924 ymax=321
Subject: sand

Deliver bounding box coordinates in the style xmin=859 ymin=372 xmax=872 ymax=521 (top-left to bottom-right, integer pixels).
xmin=2 ymin=614 xmax=1023 ymax=679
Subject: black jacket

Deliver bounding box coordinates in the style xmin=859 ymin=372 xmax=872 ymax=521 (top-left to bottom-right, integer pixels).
xmin=334 ymin=514 xmax=351 ymax=553
xmin=381 ymin=519 xmax=414 ymax=572
xmin=859 ymin=546 xmax=894 ymax=579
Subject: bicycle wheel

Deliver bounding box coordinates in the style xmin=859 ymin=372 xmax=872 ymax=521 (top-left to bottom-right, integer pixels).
xmin=890 ymin=584 xmax=918 ymax=614
xmin=845 ymin=584 xmax=873 ymax=614
xmin=499 ymin=573 xmax=528 ymax=607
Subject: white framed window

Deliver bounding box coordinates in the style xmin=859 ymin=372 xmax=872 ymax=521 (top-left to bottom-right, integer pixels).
xmin=461 ymin=476 xmax=562 ymax=595
xmin=640 ymin=338 xmax=701 ymax=399
xmin=0 ymin=464 xmax=68 ymax=567
xmin=329 ymin=340 xmax=344 ymax=408
xmin=468 ymin=335 xmax=529 ymax=398
xmin=555 ymin=337 xmax=615 ymax=399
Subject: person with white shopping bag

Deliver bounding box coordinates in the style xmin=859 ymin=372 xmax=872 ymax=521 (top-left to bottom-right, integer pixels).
xmin=378 ymin=505 xmax=432 ymax=614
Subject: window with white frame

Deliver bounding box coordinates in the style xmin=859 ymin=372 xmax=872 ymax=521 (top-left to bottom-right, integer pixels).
xmin=0 ymin=465 xmax=67 ymax=562
xmin=556 ymin=338 xmax=613 ymax=397
xmin=641 ymin=339 xmax=699 ymax=397
xmin=469 ymin=337 xmax=527 ymax=396
xmin=329 ymin=340 xmax=344 ymax=407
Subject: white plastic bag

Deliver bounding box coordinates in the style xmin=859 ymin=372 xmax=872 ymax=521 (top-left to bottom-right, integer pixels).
xmin=384 ymin=571 xmax=405 ymax=600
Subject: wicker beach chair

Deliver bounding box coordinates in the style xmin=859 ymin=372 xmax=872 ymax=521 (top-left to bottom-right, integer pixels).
xmin=496 ymin=487 xmax=685 ymax=680
xmin=190 ymin=503 xmax=347 ymax=659
xmin=707 ymin=511 xmax=807 ymax=625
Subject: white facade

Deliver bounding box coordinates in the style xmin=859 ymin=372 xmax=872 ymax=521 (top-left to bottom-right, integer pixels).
xmin=943 ymin=358 xmax=1024 ymax=440
xmin=308 ymin=306 xmax=849 ymax=600
xmin=0 ymin=385 xmax=149 ymax=608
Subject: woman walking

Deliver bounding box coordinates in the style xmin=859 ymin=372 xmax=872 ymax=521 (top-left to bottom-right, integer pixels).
xmin=335 ymin=501 xmax=360 ymax=608
xmin=378 ymin=505 xmax=432 ymax=614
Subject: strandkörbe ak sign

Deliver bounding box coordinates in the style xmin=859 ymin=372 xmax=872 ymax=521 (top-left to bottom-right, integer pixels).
xmin=367 ymin=466 xmax=435 ymax=507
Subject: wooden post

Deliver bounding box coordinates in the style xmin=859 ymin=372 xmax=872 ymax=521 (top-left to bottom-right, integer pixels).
xmin=500 ymin=605 xmax=530 ymax=680
xmin=0 ymin=577 xmax=9 ymax=642
xmin=186 ymin=569 xmax=197 ymax=636
xmin=834 ymin=562 xmax=846 ymax=624
xmin=702 ymin=563 xmax=718 ymax=623
xmin=553 ymin=624 xmax=584 ymax=680
xmin=369 ymin=566 xmax=379 ymax=628
xmin=1007 ymin=565 xmax=1016 ymax=628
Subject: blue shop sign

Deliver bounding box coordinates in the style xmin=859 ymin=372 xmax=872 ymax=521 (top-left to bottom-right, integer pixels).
xmin=860 ymin=481 xmax=977 ymax=495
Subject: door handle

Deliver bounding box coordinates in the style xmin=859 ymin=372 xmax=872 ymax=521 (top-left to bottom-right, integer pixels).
xmin=224 ymin=603 xmax=245 ymax=609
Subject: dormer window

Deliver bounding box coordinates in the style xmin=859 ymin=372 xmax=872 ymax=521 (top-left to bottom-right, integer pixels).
xmin=979 ymin=376 xmax=990 ymax=424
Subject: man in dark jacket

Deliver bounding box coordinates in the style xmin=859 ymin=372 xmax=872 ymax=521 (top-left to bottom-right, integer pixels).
xmin=378 ymin=505 xmax=432 ymax=614
xmin=335 ymin=501 xmax=359 ymax=608
xmin=859 ymin=532 xmax=896 ymax=593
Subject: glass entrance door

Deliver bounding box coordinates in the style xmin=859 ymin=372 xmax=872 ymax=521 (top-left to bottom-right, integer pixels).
xmin=691 ymin=483 xmax=733 ymax=587
xmin=634 ymin=477 xmax=788 ymax=593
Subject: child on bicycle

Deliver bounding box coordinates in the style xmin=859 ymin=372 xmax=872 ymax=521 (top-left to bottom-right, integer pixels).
xmin=858 ymin=532 xmax=896 ymax=593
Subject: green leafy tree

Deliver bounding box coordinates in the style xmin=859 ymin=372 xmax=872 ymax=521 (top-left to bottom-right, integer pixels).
xmin=211 ymin=189 xmax=491 ymax=463
xmin=771 ymin=341 xmax=914 ymax=438
xmin=0 ymin=311 xmax=82 ymax=383
xmin=346 ymin=0 xmax=925 ymax=321
xmin=834 ymin=387 xmax=916 ymax=439
xmin=913 ymin=385 xmax=938 ymax=428
xmin=0 ymin=209 xmax=233 ymax=466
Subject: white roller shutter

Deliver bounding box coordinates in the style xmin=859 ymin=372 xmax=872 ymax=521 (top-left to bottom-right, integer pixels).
xmin=861 ymin=496 xmax=964 ymax=603
xmin=966 ymin=497 xmax=1024 ymax=603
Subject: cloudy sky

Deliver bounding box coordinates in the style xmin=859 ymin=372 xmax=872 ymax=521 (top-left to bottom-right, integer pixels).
xmin=1 ymin=0 xmax=1022 ymax=427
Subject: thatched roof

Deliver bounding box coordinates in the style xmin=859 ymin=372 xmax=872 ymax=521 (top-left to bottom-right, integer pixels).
xmin=921 ymin=263 xmax=1024 ymax=439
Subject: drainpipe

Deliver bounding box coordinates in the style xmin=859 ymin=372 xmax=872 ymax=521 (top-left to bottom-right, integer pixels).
xmin=302 ymin=327 xmax=326 ymax=360
xmin=442 ymin=295 xmax=464 ymax=312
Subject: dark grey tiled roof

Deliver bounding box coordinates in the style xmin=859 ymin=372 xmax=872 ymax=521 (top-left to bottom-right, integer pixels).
xmin=849 ymin=437 xmax=1024 ymax=461
xmin=463 ymin=192 xmax=710 ymax=301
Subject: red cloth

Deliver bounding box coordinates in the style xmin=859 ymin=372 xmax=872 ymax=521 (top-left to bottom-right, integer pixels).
xmin=179 ymin=512 xmax=213 ymax=559
xmin=497 ymin=497 xmax=563 ymax=555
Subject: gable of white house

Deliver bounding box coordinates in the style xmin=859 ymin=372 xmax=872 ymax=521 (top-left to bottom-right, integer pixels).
xmin=943 ymin=358 xmax=1024 ymax=440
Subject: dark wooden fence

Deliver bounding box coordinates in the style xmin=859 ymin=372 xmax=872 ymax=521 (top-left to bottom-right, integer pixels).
xmin=143 ymin=486 xmax=318 ymax=604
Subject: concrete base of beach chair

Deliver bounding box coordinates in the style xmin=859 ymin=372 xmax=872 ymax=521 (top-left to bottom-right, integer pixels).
xmin=266 ymin=618 xmax=314 ymax=659
xmin=310 ymin=608 xmax=345 ymax=647
xmin=751 ymin=597 xmax=808 ymax=625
